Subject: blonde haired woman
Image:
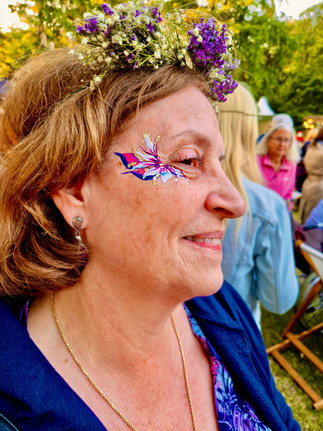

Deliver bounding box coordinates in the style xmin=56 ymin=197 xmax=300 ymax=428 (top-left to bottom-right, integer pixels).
xmin=218 ymin=84 xmax=298 ymax=329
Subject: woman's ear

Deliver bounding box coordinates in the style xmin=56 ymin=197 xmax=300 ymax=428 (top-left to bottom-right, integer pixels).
xmin=52 ymin=182 xmax=88 ymax=229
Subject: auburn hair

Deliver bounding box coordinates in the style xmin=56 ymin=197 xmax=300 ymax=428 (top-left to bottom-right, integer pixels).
xmin=0 ymin=47 xmax=208 ymax=297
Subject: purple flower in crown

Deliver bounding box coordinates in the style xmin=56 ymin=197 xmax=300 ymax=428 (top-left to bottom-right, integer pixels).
xmin=84 ymin=16 xmax=99 ymax=33
xmin=187 ymin=19 xmax=238 ymax=102
xmin=146 ymin=23 xmax=155 ymax=34
xmin=102 ymin=4 xmax=114 ymax=15
xmin=115 ymin=133 xmax=186 ymax=185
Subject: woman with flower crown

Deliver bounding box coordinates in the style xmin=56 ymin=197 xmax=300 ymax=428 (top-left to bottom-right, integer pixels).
xmin=0 ymin=2 xmax=300 ymax=430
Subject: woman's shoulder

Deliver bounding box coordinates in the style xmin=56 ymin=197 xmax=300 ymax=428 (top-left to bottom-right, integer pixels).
xmin=242 ymin=178 xmax=287 ymax=218
xmin=256 ymin=153 xmax=266 ymax=163
xmin=305 ymin=144 xmax=323 ymax=160
xmin=0 ymin=297 xmax=105 ymax=431
xmin=283 ymin=157 xmax=297 ymax=168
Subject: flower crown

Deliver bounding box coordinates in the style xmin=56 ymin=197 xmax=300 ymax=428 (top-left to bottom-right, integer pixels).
xmin=67 ymin=1 xmax=239 ymax=104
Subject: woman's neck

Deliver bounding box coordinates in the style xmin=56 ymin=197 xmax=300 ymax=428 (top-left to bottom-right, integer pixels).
xmin=268 ymin=153 xmax=283 ymax=172
xmin=28 ymin=269 xmax=190 ymax=372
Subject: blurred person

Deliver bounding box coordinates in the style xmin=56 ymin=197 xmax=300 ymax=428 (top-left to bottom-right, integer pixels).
xmin=256 ymin=113 xmax=294 ymax=144
xmin=301 ymin=128 xmax=319 ymax=158
xmin=271 ymin=113 xmax=294 ymax=129
xmin=304 ymin=199 xmax=323 ymax=230
xmin=219 ymin=84 xmax=299 ymax=329
xmin=256 ymin=123 xmax=300 ymax=210
xmin=298 ymin=126 xmax=323 ymax=224
xmin=296 ymin=127 xmax=319 ymax=191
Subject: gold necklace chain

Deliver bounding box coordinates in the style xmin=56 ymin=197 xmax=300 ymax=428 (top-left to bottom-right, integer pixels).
xmin=51 ymin=292 xmax=197 ymax=431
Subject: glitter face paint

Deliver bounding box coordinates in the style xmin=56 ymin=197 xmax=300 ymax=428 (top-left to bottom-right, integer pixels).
xmin=115 ymin=132 xmax=187 ymax=185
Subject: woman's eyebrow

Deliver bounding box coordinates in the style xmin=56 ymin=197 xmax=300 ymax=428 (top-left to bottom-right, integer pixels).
xmin=168 ymin=130 xmax=212 ymax=148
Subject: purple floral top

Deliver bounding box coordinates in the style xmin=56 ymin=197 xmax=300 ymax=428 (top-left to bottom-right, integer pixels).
xmin=19 ymin=302 xmax=271 ymax=430
xmin=184 ymin=305 xmax=272 ymax=430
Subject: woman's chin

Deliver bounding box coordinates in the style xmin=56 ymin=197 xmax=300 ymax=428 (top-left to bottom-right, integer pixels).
xmin=182 ymin=272 xmax=224 ymax=300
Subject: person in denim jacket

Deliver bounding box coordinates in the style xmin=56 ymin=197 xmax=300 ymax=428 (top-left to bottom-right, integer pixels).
xmin=218 ymin=84 xmax=299 ymax=329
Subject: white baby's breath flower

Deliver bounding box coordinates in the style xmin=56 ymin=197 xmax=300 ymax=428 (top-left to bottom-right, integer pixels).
xmin=78 ymin=53 xmax=84 ymax=60
xmin=72 ymin=2 xmax=238 ymax=104
xmin=69 ymin=49 xmax=75 ymax=55
xmin=81 ymin=37 xmax=88 ymax=45
xmin=65 ymin=32 xmax=74 ymax=41
xmin=84 ymin=12 xmax=93 ymax=19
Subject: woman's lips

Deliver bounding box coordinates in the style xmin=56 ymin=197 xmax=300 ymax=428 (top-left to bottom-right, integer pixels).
xmin=183 ymin=235 xmax=222 ymax=250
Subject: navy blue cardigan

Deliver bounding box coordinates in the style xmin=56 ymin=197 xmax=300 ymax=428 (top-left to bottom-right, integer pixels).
xmin=0 ymin=281 xmax=300 ymax=430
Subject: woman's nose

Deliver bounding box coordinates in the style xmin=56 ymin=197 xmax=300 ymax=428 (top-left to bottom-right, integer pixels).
xmin=204 ymin=175 xmax=246 ymax=220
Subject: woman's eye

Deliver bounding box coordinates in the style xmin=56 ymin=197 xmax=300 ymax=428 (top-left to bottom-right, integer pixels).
xmin=181 ymin=158 xmax=197 ymax=166
xmin=177 ymin=156 xmax=204 ymax=168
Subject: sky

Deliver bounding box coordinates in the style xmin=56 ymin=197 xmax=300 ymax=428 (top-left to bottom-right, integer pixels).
xmin=0 ymin=0 xmax=321 ymax=32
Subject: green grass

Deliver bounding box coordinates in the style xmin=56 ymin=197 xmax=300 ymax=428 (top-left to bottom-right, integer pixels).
xmin=261 ymin=305 xmax=323 ymax=430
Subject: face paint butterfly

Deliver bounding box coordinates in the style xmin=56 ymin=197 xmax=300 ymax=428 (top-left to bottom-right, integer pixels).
xmin=115 ymin=132 xmax=187 ymax=185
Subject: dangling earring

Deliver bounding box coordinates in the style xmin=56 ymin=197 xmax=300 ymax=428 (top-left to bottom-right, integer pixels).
xmin=72 ymin=216 xmax=88 ymax=268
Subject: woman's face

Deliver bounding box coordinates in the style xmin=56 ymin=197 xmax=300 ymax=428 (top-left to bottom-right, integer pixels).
xmin=267 ymin=128 xmax=292 ymax=159
xmin=82 ymin=86 xmax=245 ymax=301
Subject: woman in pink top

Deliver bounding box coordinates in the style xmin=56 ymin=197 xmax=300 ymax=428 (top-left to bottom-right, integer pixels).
xmin=256 ymin=123 xmax=300 ymax=210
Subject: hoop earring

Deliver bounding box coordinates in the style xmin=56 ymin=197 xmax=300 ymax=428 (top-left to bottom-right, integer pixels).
xmin=72 ymin=216 xmax=88 ymax=268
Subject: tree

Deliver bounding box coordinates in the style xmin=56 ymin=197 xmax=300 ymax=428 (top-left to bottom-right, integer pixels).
xmin=273 ymin=3 xmax=323 ymax=123
xmin=0 ymin=28 xmax=39 ymax=77
xmin=9 ymin=0 xmax=103 ymax=48
xmin=1 ymin=0 xmax=322 ymax=123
